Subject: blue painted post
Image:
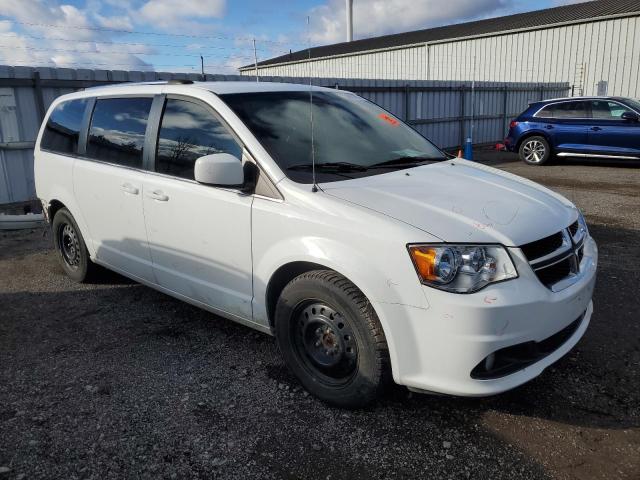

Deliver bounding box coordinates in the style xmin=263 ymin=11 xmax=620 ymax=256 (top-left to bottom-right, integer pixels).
xmin=463 ymin=137 xmax=473 ymax=160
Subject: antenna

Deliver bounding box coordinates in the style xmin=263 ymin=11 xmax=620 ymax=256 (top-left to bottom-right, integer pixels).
xmin=307 ymin=15 xmax=318 ymax=193
xmin=252 ymin=38 xmax=259 ymax=82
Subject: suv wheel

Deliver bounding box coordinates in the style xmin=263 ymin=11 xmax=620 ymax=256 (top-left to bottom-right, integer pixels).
xmin=519 ymin=136 xmax=552 ymax=165
xmin=52 ymin=208 xmax=95 ymax=282
xmin=274 ymin=270 xmax=391 ymax=408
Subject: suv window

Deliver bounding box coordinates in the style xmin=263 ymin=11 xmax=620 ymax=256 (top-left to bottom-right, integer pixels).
xmin=86 ymin=97 xmax=153 ymax=168
xmin=537 ymin=101 xmax=588 ymax=119
xmin=156 ymin=98 xmax=242 ymax=180
xmin=591 ymin=100 xmax=632 ymax=119
xmin=40 ymin=99 xmax=87 ymax=154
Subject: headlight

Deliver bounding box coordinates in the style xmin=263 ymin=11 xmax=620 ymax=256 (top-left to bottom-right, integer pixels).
xmin=577 ymin=210 xmax=589 ymax=236
xmin=407 ymin=244 xmax=518 ymax=293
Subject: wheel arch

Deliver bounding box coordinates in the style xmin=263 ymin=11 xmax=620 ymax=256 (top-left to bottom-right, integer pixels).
xmin=264 ymin=260 xmax=403 ymax=386
xmin=265 ymin=261 xmax=340 ymax=330
xmin=516 ymin=130 xmax=553 ymax=152
xmin=47 ymin=199 xmax=67 ymax=222
xmin=44 ymin=196 xmax=95 ymax=258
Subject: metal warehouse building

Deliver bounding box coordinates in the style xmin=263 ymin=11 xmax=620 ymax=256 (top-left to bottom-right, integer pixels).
xmin=240 ymin=0 xmax=640 ymax=98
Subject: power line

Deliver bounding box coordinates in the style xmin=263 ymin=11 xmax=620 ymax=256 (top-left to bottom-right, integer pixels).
xmin=0 ymin=32 xmax=281 ymax=53
xmin=3 ymin=57 xmax=242 ymax=69
xmin=3 ymin=19 xmax=305 ymax=46
xmin=0 ymin=44 xmax=256 ymax=60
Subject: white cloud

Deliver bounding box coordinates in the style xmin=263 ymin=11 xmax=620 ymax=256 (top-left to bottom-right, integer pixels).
xmin=138 ymin=0 xmax=226 ymax=28
xmin=308 ymin=0 xmax=510 ymax=44
xmin=94 ymin=13 xmax=134 ymax=31
xmin=0 ymin=0 xmax=151 ymax=70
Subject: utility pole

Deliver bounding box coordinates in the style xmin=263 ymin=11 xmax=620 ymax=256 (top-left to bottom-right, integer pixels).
xmin=253 ymin=39 xmax=259 ymax=82
xmin=200 ymin=55 xmax=204 ymax=80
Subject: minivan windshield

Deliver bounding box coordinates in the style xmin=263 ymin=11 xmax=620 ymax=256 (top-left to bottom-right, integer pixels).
xmin=221 ymin=90 xmax=446 ymax=183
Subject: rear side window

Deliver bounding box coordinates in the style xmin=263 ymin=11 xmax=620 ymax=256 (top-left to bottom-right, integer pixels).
xmin=40 ymin=99 xmax=87 ymax=154
xmin=86 ymin=97 xmax=153 ymax=168
xmin=537 ymin=101 xmax=588 ymax=119
xmin=155 ymin=98 xmax=242 ymax=180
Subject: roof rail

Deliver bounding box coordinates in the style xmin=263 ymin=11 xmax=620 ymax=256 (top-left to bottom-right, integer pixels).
xmin=167 ymin=79 xmax=194 ymax=85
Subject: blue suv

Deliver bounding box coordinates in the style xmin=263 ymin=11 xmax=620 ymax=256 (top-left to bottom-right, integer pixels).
xmin=505 ymin=97 xmax=640 ymax=165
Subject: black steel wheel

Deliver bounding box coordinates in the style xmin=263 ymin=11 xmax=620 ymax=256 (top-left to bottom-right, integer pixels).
xmin=52 ymin=207 xmax=94 ymax=282
xmin=275 ymin=270 xmax=391 ymax=408
xmin=58 ymin=222 xmax=81 ymax=270
xmin=291 ymin=301 xmax=359 ymax=385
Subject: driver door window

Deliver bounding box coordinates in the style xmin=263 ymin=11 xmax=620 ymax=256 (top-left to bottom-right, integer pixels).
xmin=156 ymin=98 xmax=242 ymax=180
xmin=591 ymin=101 xmax=632 ymax=119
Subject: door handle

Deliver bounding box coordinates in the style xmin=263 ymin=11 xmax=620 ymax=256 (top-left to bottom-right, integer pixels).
xmin=545 ymin=125 xmax=554 ymax=129
xmin=146 ymin=190 xmax=169 ymax=202
xmin=591 ymin=126 xmax=602 ymax=131
xmin=120 ymin=183 xmax=139 ymax=195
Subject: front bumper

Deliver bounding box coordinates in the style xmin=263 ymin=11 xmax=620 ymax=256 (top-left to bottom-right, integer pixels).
xmin=374 ymin=236 xmax=597 ymax=396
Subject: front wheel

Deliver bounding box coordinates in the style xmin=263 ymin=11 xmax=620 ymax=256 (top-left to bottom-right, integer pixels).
xmin=519 ymin=136 xmax=552 ymax=165
xmin=274 ymin=270 xmax=391 ymax=408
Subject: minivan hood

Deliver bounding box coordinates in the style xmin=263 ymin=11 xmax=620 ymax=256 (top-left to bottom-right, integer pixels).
xmin=321 ymin=159 xmax=577 ymax=246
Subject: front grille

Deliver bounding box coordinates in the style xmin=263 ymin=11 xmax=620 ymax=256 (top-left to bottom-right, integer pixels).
xmin=568 ymin=220 xmax=579 ymax=237
xmin=535 ymin=256 xmax=573 ymax=288
xmin=521 ymin=232 xmax=564 ymax=261
xmin=520 ymin=221 xmax=585 ymax=291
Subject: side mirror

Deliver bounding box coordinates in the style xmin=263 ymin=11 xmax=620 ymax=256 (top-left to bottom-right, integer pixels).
xmin=194 ymin=153 xmax=244 ymax=187
xmin=621 ymin=111 xmax=639 ymax=122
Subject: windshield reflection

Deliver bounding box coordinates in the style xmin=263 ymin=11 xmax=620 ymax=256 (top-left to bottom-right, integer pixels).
xmin=221 ymin=90 xmax=445 ymax=183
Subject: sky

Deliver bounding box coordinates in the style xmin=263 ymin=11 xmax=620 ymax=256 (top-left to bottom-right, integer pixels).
xmin=0 ymin=0 xmax=589 ymax=74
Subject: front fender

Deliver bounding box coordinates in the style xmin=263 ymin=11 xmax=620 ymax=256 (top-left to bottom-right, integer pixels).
xmin=253 ymin=235 xmax=427 ymax=321
xmin=250 ymin=187 xmax=443 ymax=384
xmin=252 ymin=234 xmax=432 ymax=385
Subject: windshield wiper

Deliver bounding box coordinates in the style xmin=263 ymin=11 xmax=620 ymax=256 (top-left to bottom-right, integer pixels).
xmin=367 ymin=155 xmax=445 ymax=169
xmin=287 ymin=157 xmax=444 ymax=174
xmin=287 ymin=162 xmax=368 ymax=172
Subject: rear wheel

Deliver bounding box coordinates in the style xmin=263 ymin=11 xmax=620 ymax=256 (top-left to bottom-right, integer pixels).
xmin=519 ymin=136 xmax=552 ymax=165
xmin=52 ymin=208 xmax=95 ymax=282
xmin=274 ymin=270 xmax=391 ymax=408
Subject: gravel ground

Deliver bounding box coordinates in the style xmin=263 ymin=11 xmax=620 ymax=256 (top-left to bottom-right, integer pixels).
xmin=1 ymin=150 xmax=639 ymax=479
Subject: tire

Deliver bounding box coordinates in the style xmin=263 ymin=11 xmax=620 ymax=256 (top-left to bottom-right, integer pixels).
xmin=274 ymin=270 xmax=391 ymax=408
xmin=519 ymin=135 xmax=552 ymax=165
xmin=51 ymin=208 xmax=95 ymax=282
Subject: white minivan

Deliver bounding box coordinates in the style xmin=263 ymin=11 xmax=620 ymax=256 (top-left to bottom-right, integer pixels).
xmin=35 ymin=80 xmax=597 ymax=407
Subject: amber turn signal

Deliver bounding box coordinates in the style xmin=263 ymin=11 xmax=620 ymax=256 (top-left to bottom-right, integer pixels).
xmin=408 ymin=246 xmax=439 ymax=282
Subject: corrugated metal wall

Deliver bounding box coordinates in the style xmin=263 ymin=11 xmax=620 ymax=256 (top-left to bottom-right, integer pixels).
xmin=0 ymin=65 xmax=568 ymax=204
xmin=242 ymin=15 xmax=640 ymax=98
xmin=428 ymin=16 xmax=640 ymax=97
xmin=252 ymin=46 xmax=427 ymax=80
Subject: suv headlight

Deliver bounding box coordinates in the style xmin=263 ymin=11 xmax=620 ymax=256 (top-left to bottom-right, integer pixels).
xmin=407 ymin=244 xmax=518 ymax=293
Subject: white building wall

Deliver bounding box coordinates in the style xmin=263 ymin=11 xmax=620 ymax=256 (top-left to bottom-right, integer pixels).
xmin=242 ymin=16 xmax=640 ymax=98
xmin=244 ymin=46 xmax=427 ymax=80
